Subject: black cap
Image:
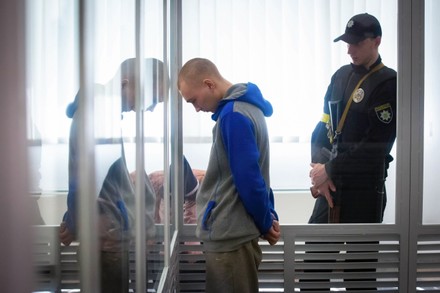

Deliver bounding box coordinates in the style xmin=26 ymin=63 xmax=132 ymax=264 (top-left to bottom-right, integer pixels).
xmin=334 ymin=13 xmax=382 ymax=44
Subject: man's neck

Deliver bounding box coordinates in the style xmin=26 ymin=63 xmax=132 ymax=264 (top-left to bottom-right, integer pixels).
xmin=218 ymin=80 xmax=233 ymax=99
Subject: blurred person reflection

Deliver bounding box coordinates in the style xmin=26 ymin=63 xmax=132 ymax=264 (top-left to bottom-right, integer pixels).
xmin=148 ymin=156 xmax=205 ymax=225
xmin=59 ymin=58 xmax=166 ymax=293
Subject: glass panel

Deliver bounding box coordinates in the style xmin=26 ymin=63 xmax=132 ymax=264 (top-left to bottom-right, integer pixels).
xmin=181 ymin=0 xmax=397 ymax=224
xmin=28 ymin=0 xmax=167 ymax=291
xmin=423 ymin=0 xmax=440 ymax=224
xmin=26 ymin=1 xmax=79 ymax=291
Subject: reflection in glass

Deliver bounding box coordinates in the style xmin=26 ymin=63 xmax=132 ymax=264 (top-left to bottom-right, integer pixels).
xmin=28 ymin=0 xmax=168 ymax=291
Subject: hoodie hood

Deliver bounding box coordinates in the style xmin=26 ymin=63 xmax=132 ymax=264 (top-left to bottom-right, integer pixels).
xmin=212 ymin=82 xmax=273 ymax=121
xmin=66 ymin=92 xmax=79 ymax=118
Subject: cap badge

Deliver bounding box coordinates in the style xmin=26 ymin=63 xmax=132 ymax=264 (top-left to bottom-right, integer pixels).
xmin=347 ymin=20 xmax=354 ymax=28
xmin=353 ymin=88 xmax=365 ymax=103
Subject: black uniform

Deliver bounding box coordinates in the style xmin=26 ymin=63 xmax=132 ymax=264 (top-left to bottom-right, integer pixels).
xmin=309 ymin=56 xmax=397 ymax=224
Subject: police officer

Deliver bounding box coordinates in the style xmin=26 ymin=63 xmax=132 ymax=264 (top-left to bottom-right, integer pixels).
xmin=304 ymin=13 xmax=397 ymax=292
xmin=309 ymin=13 xmax=397 ymax=224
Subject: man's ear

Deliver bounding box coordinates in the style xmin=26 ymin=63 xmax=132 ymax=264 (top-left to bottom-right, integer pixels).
xmin=203 ymin=79 xmax=215 ymax=90
xmin=121 ymin=79 xmax=129 ymax=89
xmin=374 ymin=36 xmax=382 ymax=47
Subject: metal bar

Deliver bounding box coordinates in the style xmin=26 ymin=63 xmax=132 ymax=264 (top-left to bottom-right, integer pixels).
xmin=162 ymin=0 xmax=171 ymax=271
xmin=77 ymin=0 xmax=99 ymax=292
xmin=170 ymin=0 xmax=184 ymax=237
xmin=405 ymin=0 xmax=426 ymax=292
xmin=135 ymin=0 xmax=146 ymax=292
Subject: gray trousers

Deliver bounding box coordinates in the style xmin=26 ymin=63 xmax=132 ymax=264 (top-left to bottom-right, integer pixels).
xmin=205 ymin=238 xmax=262 ymax=293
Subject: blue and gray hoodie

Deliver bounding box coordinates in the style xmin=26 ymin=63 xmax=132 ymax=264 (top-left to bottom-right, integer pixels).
xmin=196 ymin=82 xmax=278 ymax=252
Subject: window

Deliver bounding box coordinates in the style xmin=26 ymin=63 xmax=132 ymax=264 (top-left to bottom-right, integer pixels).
xmin=181 ymin=0 xmax=398 ymax=191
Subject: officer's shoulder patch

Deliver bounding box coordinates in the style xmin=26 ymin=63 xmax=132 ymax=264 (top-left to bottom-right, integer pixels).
xmin=375 ymin=102 xmax=393 ymax=124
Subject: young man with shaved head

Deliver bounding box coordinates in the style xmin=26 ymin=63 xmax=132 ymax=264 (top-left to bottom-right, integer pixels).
xmin=178 ymin=58 xmax=281 ymax=293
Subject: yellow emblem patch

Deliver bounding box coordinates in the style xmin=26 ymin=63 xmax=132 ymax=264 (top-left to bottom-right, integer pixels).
xmin=375 ymin=103 xmax=393 ymax=124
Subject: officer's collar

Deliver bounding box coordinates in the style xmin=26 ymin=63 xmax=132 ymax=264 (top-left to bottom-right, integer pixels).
xmin=351 ymin=56 xmax=382 ymax=74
